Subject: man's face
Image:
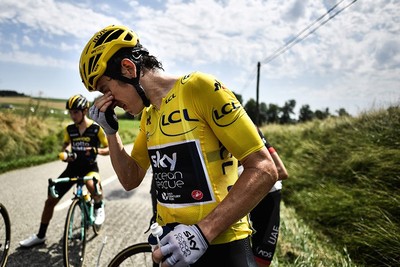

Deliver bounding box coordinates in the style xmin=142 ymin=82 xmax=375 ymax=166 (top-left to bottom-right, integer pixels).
xmin=69 ymin=109 xmax=84 ymax=124
xmin=97 ymin=75 xmax=144 ymax=116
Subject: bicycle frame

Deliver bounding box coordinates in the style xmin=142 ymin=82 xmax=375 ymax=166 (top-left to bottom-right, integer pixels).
xmin=74 ymin=182 xmax=95 ymax=227
xmin=48 ymin=176 xmax=101 ymax=267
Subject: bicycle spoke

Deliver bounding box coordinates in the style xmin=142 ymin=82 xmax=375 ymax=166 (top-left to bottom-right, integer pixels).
xmin=64 ymin=200 xmax=86 ymax=267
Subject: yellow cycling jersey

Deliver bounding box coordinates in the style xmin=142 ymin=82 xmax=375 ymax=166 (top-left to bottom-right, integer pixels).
xmin=131 ymin=72 xmax=264 ymax=244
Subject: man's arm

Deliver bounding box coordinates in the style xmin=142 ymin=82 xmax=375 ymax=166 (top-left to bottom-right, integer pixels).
xmin=198 ymin=147 xmax=278 ymax=242
xmin=270 ymin=150 xmax=288 ymax=180
xmin=61 ymin=142 xmax=70 ymax=152
xmin=89 ymin=93 xmax=147 ymax=191
xmin=106 ymin=132 xmax=147 ymax=191
xmin=96 ymin=147 xmax=110 ymax=156
xmin=258 ymin=128 xmax=288 ymax=180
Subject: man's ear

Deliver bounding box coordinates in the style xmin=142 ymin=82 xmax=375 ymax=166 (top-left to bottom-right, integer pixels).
xmin=121 ymin=58 xmax=137 ymax=78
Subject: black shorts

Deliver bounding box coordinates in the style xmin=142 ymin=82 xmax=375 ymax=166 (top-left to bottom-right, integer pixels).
xmin=193 ymin=236 xmax=257 ymax=266
xmin=250 ymin=190 xmax=281 ymax=265
xmin=48 ymin=164 xmax=99 ymax=199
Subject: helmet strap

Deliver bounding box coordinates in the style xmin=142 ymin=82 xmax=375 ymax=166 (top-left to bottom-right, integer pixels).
xmin=105 ymin=58 xmax=151 ymax=107
xmin=114 ymin=75 xmax=151 ymax=107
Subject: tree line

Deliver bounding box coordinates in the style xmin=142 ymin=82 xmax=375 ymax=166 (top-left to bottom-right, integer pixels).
xmin=234 ymin=93 xmax=351 ymax=125
xmin=0 ymin=90 xmax=27 ymax=97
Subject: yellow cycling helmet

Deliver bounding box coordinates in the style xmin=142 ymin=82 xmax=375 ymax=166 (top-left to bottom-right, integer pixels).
xmin=79 ymin=25 xmax=141 ymax=92
xmin=66 ymin=94 xmax=89 ymax=110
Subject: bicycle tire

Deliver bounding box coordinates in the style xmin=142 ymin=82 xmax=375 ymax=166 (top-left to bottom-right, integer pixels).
xmin=93 ymin=223 xmax=101 ymax=235
xmin=108 ymin=242 xmax=156 ymax=267
xmin=86 ymin=199 xmax=101 ymax=236
xmin=63 ymin=199 xmax=87 ymax=267
xmin=0 ymin=204 xmax=11 ymax=267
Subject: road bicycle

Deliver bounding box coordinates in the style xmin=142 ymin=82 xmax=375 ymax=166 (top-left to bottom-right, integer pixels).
xmin=107 ymin=221 xmax=165 ymax=267
xmin=49 ymin=176 xmax=102 ymax=267
xmin=0 ymin=203 xmax=11 ymax=267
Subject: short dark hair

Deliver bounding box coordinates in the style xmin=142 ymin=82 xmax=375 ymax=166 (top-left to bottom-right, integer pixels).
xmin=105 ymin=46 xmax=164 ymax=78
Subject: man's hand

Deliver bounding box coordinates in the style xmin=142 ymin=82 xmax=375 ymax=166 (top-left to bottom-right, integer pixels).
xmin=155 ymin=224 xmax=208 ymax=266
xmin=89 ymin=105 xmax=118 ymax=135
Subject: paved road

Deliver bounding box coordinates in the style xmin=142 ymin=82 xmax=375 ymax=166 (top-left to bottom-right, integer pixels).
xmin=0 ymin=145 xmax=154 ymax=267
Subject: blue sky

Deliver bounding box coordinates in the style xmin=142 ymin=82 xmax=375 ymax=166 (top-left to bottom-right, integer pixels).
xmin=0 ymin=0 xmax=399 ymax=116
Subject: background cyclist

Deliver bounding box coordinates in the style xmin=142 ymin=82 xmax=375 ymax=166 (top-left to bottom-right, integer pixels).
xmin=248 ymin=128 xmax=288 ymax=266
xmin=80 ymin=25 xmax=278 ymax=266
xmin=19 ymin=94 xmax=109 ymax=248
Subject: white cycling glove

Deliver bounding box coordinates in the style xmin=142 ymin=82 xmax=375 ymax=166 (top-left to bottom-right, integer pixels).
xmin=159 ymin=224 xmax=209 ymax=267
xmin=89 ymin=105 xmax=118 ymax=135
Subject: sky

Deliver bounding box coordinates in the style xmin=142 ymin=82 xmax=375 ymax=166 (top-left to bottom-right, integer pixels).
xmin=0 ymin=0 xmax=399 ymax=116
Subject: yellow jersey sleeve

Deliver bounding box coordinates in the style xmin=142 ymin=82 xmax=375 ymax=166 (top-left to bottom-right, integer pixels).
xmin=63 ymin=127 xmax=70 ymax=144
xmin=97 ymin=126 xmax=108 ymax=147
xmin=187 ymin=73 xmax=264 ymax=161
xmin=131 ymin=115 xmax=151 ymax=171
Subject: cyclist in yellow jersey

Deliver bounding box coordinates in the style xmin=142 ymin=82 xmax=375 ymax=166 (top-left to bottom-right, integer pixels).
xmin=19 ymin=94 xmax=109 ymax=248
xmin=79 ymin=25 xmax=278 ymax=267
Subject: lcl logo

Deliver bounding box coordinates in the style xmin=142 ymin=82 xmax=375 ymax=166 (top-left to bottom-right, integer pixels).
xmin=212 ymin=101 xmax=241 ymax=127
xmin=161 ymin=109 xmax=199 ymax=125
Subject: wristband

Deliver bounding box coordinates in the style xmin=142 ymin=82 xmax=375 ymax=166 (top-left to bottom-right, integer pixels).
xmin=268 ymin=146 xmax=276 ymax=154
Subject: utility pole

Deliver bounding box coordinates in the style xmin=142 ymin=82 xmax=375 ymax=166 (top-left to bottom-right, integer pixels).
xmin=256 ymin=61 xmax=260 ymax=126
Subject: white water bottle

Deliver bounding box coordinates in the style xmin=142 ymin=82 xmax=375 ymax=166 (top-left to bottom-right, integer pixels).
xmin=150 ymin=222 xmax=163 ymax=245
xmin=150 ymin=222 xmax=163 ymax=267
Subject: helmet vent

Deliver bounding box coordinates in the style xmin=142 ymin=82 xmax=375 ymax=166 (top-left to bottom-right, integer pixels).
xmin=93 ymin=30 xmax=113 ymax=48
xmin=88 ymin=57 xmax=94 ymax=72
xmin=124 ymin=33 xmax=133 ymax=41
xmin=105 ymin=29 xmax=124 ymax=44
xmin=89 ymin=76 xmax=95 ymax=91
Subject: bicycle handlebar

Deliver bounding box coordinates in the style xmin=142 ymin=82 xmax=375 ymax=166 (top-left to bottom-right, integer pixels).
xmin=48 ymin=176 xmax=100 ymax=198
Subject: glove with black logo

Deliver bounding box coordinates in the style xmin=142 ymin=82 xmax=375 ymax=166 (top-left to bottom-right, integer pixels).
xmin=89 ymin=105 xmax=118 ymax=135
xmin=158 ymin=224 xmax=209 ymax=266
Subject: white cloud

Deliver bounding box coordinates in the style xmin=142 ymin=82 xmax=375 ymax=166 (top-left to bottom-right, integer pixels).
xmin=0 ymin=0 xmax=398 ymax=116
xmin=0 ymin=50 xmax=73 ymax=68
xmin=22 ymin=35 xmax=34 ymax=47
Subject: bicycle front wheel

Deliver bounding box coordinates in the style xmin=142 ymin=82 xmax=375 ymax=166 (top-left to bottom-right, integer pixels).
xmin=108 ymin=242 xmax=156 ymax=267
xmin=0 ymin=204 xmax=11 ymax=267
xmin=63 ymin=199 xmax=87 ymax=267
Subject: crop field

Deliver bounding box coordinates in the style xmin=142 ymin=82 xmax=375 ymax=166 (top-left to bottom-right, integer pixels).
xmin=0 ymin=96 xmax=66 ymax=110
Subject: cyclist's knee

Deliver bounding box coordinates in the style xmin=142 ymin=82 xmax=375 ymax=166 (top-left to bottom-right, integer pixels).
xmin=86 ymin=171 xmax=101 ymax=181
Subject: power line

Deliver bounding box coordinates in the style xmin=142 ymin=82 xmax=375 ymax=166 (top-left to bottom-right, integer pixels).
xmin=262 ymin=0 xmax=358 ymax=65
xmin=239 ymin=0 xmax=358 ymax=96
